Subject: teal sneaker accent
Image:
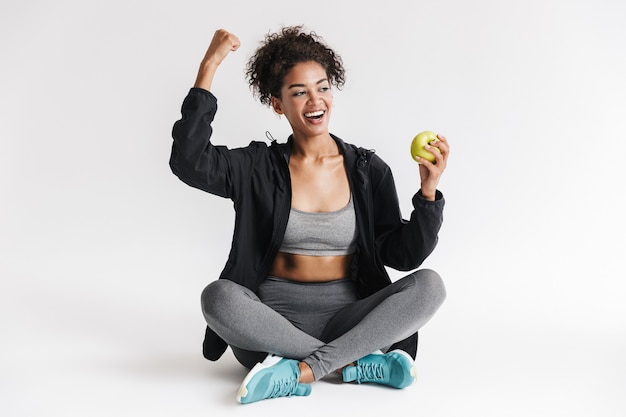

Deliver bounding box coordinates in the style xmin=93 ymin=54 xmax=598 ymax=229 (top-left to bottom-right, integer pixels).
xmin=342 ymin=349 xmax=416 ymax=389
xmin=236 ymin=355 xmax=312 ymax=404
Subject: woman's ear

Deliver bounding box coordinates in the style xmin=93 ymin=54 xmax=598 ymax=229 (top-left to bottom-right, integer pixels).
xmin=271 ymin=96 xmax=283 ymax=115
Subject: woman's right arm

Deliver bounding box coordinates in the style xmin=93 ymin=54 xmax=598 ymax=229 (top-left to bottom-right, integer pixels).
xmin=170 ymin=29 xmax=252 ymax=200
xmin=194 ymin=29 xmax=240 ymax=91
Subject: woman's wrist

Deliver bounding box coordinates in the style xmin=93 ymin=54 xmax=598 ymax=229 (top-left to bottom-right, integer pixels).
xmin=420 ymin=188 xmax=436 ymax=201
xmin=194 ymin=60 xmax=219 ymax=90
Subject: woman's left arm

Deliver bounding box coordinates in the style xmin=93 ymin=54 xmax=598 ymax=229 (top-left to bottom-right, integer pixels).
xmin=372 ymin=135 xmax=449 ymax=270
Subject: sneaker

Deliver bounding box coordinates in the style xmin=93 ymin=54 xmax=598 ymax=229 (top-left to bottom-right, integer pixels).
xmin=236 ymin=355 xmax=312 ymax=404
xmin=342 ymin=349 xmax=416 ymax=389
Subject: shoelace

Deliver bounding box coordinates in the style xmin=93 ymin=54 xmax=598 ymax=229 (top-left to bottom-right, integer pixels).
xmin=357 ymin=362 xmax=385 ymax=383
xmin=268 ymin=378 xmax=299 ymax=398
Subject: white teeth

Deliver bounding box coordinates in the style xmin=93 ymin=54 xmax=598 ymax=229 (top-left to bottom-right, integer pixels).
xmin=305 ymin=110 xmax=324 ymax=118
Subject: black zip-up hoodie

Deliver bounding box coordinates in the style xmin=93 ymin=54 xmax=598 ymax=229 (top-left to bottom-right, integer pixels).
xmin=170 ymin=88 xmax=445 ymax=361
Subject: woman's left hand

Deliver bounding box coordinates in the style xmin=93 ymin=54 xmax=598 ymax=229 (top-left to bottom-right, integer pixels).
xmin=414 ymin=134 xmax=450 ymax=201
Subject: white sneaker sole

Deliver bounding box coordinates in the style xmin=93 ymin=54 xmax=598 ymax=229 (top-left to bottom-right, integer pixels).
xmin=235 ymin=354 xmax=284 ymax=403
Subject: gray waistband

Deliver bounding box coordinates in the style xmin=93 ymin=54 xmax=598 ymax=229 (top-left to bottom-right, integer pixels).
xmin=265 ymin=276 xmax=352 ymax=286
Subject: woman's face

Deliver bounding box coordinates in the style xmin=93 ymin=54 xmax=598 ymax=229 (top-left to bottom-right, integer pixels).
xmin=272 ymin=61 xmax=333 ymax=140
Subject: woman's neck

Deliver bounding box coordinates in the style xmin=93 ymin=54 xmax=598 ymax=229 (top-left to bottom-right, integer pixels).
xmin=290 ymin=133 xmax=338 ymax=159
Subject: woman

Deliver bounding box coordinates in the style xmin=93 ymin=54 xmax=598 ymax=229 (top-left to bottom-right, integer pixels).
xmin=170 ymin=26 xmax=449 ymax=404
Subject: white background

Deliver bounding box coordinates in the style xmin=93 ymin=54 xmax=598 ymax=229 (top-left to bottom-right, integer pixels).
xmin=1 ymin=0 xmax=625 ymax=416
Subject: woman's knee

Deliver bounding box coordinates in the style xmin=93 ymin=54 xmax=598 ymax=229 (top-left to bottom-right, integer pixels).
xmin=412 ymin=268 xmax=447 ymax=307
xmin=201 ymin=279 xmax=239 ymax=316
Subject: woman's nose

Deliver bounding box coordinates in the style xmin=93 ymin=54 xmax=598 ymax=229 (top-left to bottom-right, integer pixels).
xmin=307 ymin=91 xmax=320 ymax=104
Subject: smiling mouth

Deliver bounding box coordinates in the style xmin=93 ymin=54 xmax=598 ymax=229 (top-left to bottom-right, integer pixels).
xmin=304 ymin=110 xmax=325 ymax=120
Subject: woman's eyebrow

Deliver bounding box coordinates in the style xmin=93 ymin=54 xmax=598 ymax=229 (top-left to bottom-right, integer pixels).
xmin=287 ymin=78 xmax=329 ymax=89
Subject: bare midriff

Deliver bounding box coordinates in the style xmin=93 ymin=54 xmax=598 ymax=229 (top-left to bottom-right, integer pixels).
xmin=269 ymin=252 xmax=353 ymax=282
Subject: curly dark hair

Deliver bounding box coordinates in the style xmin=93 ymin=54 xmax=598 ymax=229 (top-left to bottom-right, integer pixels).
xmin=245 ymin=26 xmax=346 ymax=106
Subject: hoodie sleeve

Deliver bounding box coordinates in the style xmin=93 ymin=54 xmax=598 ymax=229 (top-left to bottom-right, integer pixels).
xmin=371 ymin=156 xmax=445 ymax=270
xmin=169 ymin=88 xmax=261 ymax=201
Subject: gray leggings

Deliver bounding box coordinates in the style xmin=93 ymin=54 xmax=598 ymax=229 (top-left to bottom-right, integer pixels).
xmin=201 ymin=269 xmax=446 ymax=381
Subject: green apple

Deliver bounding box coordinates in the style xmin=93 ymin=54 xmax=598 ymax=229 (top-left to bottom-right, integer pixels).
xmin=410 ymin=131 xmax=440 ymax=163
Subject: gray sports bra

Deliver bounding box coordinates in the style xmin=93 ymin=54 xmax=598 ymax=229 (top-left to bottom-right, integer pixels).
xmin=279 ymin=195 xmax=358 ymax=256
